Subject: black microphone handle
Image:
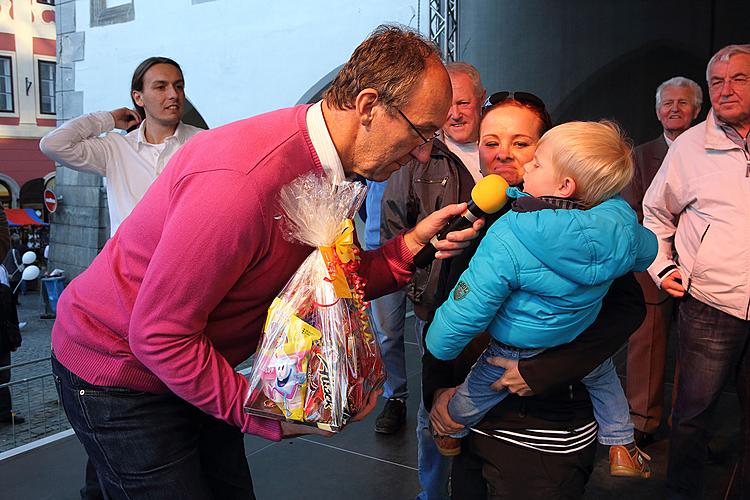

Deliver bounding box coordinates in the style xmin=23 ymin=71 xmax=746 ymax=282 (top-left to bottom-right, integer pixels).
xmin=412 ymin=203 xmax=485 ymax=268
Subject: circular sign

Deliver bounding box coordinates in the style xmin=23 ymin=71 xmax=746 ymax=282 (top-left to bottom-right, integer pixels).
xmin=44 ymin=188 xmax=58 ymax=213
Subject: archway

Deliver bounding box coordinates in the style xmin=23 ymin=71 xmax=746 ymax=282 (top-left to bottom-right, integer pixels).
xmin=0 ymin=173 xmax=20 ymax=208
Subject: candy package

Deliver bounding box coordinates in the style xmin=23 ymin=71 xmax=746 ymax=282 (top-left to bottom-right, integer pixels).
xmin=244 ymin=173 xmax=385 ymax=431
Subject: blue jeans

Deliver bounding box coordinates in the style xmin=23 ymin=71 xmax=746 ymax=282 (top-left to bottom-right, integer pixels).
xmin=448 ymin=341 xmax=543 ymax=438
xmin=449 ymin=342 xmax=634 ymax=445
xmin=414 ymin=318 xmax=451 ymax=500
xmin=667 ymin=295 xmax=750 ymax=500
xmin=370 ymin=288 xmax=409 ymax=400
xmin=52 ymin=355 xmax=254 ymax=500
xmin=581 ymin=357 xmax=634 ymax=446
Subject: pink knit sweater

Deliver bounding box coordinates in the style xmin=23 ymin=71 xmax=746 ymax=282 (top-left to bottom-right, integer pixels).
xmin=51 ymin=105 xmax=415 ymax=441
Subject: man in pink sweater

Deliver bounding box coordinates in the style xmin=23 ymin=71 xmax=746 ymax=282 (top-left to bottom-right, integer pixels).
xmin=51 ymin=25 xmax=480 ymax=499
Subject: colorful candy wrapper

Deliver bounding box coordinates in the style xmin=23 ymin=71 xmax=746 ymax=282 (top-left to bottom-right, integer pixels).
xmin=244 ymin=173 xmax=385 ymax=431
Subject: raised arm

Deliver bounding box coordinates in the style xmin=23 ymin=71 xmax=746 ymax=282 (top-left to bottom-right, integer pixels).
xmin=39 ymin=109 xmax=139 ymax=175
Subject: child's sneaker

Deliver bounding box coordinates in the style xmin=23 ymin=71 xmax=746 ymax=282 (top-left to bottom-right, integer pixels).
xmin=609 ymin=444 xmax=652 ymax=478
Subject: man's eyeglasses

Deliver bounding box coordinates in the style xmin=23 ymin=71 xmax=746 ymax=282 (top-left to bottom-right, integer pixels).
xmin=482 ymin=91 xmax=553 ymax=131
xmin=397 ymin=108 xmax=438 ymax=147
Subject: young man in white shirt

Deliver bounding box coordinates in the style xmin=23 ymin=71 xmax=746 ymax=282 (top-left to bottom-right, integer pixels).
xmin=40 ymin=57 xmax=203 ymax=235
xmin=40 ymin=57 xmax=203 ymax=500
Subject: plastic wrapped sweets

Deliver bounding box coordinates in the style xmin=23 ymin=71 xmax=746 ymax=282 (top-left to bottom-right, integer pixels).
xmin=244 ymin=173 xmax=385 ymax=432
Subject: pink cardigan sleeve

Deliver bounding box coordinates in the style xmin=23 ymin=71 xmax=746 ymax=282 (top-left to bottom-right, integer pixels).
xmin=359 ymin=232 xmax=415 ymax=301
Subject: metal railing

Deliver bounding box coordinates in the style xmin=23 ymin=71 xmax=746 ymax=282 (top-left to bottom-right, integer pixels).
xmin=0 ymin=356 xmax=70 ymax=453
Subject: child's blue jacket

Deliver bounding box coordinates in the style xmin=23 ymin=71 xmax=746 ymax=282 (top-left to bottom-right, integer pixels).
xmin=426 ymin=188 xmax=657 ymax=360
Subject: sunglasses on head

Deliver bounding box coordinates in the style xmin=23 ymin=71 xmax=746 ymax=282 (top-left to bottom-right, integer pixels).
xmin=482 ymin=91 xmax=553 ymax=131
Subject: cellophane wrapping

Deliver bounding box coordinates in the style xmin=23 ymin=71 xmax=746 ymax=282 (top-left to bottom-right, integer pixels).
xmin=244 ymin=173 xmax=385 ymax=431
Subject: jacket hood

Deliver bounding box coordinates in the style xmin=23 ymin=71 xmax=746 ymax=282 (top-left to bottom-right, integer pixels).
xmin=504 ymin=188 xmax=657 ymax=286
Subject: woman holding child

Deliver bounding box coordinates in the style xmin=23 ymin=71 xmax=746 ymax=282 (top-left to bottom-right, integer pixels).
xmin=421 ymin=93 xmax=650 ymax=498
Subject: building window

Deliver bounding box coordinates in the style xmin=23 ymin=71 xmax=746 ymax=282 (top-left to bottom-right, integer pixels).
xmin=0 ymin=56 xmax=13 ymax=113
xmin=38 ymin=60 xmax=56 ymax=115
xmin=90 ymin=0 xmax=135 ymax=27
xmin=37 ymin=0 xmax=55 ymax=5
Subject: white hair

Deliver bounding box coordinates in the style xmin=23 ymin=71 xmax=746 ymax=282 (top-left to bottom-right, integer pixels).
xmin=655 ymin=76 xmax=703 ymax=110
xmin=706 ymin=44 xmax=750 ymax=81
xmin=446 ymin=61 xmax=484 ymax=98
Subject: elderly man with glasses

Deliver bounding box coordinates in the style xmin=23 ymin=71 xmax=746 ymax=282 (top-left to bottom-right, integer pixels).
xmin=643 ymin=44 xmax=750 ymax=500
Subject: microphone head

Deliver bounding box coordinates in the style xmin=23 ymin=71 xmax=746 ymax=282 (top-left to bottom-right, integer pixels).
xmin=471 ymin=174 xmax=509 ymax=214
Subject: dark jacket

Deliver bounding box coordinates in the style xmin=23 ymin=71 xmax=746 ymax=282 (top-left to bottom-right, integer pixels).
xmin=0 ymin=284 xmax=21 ymax=354
xmin=380 ymin=139 xmax=475 ymax=320
xmin=621 ymin=135 xmax=668 ymax=223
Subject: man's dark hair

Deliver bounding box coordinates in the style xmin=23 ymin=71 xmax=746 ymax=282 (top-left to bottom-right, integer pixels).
xmin=324 ymin=25 xmax=441 ymax=114
xmin=130 ymin=56 xmax=183 ymax=119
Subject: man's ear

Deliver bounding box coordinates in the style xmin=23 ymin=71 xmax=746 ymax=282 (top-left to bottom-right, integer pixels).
xmin=132 ymin=90 xmax=144 ymax=108
xmin=558 ymin=176 xmax=577 ymax=198
xmin=355 ymin=88 xmax=379 ymax=127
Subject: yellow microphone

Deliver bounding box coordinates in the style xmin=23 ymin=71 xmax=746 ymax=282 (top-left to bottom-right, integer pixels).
xmin=413 ymin=174 xmax=509 ymax=267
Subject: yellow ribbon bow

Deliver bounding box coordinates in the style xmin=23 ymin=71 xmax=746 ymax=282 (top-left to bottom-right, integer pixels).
xmin=319 ymin=218 xmax=358 ymax=298
xmin=333 ymin=219 xmax=356 ymax=264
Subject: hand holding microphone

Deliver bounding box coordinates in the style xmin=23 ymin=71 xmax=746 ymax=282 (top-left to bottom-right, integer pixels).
xmin=409 ymin=175 xmax=509 ymax=267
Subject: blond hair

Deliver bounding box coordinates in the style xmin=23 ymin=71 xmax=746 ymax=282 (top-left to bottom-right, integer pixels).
xmin=537 ymin=121 xmax=633 ymax=208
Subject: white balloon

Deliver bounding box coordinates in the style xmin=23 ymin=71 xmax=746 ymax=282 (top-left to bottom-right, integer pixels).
xmin=21 ymin=265 xmax=40 ymax=281
xmin=22 ymin=251 xmax=37 ymax=265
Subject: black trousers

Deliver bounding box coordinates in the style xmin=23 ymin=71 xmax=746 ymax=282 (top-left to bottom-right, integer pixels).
xmin=451 ymin=431 xmax=597 ymax=500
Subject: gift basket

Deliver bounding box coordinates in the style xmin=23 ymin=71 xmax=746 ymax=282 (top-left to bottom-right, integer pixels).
xmin=244 ymin=173 xmax=385 ymax=431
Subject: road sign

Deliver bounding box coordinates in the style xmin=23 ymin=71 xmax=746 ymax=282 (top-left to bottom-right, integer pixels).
xmin=44 ymin=188 xmax=58 ymax=213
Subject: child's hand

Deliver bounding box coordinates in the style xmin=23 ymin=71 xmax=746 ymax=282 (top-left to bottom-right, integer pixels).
xmin=429 ymin=387 xmax=464 ymax=435
xmin=488 ymin=357 xmax=534 ymax=396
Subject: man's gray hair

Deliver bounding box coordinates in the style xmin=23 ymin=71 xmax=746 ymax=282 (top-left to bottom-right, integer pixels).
xmin=705 ymin=44 xmax=750 ymax=81
xmin=446 ymin=62 xmax=484 ymax=98
xmin=655 ymin=76 xmax=703 ymax=110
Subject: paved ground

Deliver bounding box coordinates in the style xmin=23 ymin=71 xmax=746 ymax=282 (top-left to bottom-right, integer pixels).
xmin=0 ymin=288 xmax=66 ymax=453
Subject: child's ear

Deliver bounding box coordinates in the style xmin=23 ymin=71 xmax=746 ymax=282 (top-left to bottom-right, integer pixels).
xmin=558 ymin=176 xmax=576 ymax=198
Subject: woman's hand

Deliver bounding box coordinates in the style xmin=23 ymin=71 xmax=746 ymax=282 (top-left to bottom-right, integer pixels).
xmin=429 ymin=387 xmax=464 ymax=436
xmin=488 ymin=357 xmax=534 ymax=396
xmin=403 ymin=203 xmax=484 ymax=260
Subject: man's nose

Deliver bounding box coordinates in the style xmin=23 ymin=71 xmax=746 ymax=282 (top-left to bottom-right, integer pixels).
xmin=720 ymin=79 xmax=735 ymax=96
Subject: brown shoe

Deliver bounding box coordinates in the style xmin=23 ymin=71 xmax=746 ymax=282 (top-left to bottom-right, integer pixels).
xmin=433 ymin=432 xmax=462 ymax=457
xmin=609 ymin=444 xmax=652 ymax=478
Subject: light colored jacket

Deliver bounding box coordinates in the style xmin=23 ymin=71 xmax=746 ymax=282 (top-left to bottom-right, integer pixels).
xmin=643 ymin=111 xmax=750 ymax=320
xmin=426 ymin=189 xmax=656 ymax=360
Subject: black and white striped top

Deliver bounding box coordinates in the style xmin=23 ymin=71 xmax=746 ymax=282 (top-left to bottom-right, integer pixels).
xmin=471 ymin=420 xmax=598 ymax=454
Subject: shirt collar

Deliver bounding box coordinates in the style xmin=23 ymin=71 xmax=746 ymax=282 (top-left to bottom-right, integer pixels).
xmin=715 ymin=114 xmax=748 ymax=151
xmin=135 ymin=120 xmax=184 ymax=147
xmin=663 ymin=133 xmax=673 ymax=147
xmin=306 ymin=101 xmax=346 ymax=184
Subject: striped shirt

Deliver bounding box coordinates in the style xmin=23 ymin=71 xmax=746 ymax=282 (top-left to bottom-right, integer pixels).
xmin=472 ymin=420 xmax=598 ymax=454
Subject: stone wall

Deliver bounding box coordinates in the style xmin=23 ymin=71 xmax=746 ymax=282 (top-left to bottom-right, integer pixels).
xmin=48 ymin=0 xmax=108 ymax=279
